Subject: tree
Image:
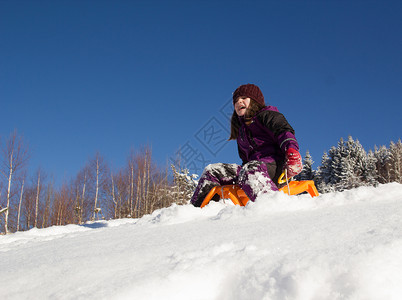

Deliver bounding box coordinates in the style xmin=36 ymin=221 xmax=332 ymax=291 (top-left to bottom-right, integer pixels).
xmin=364 ymin=150 xmax=378 ymax=187
xmin=0 ymin=131 xmax=29 ymax=234
xmin=33 ymin=168 xmax=44 ymax=228
xmin=170 ymin=165 xmax=197 ymax=204
xmin=336 ymin=136 xmax=368 ymax=190
xmin=88 ymin=153 xmax=108 ymax=221
xmin=316 ymin=150 xmax=336 ymax=193
xmin=127 ymin=150 xmax=136 ymax=217
xmin=389 ymin=140 xmax=402 ymax=183
xmin=110 ymin=168 xmax=131 ymax=219
xmin=16 ymin=174 xmax=26 ymax=231
xmin=315 ymin=136 xmax=378 ymax=193
xmin=109 ymin=170 xmax=118 ymax=219
xmin=125 ymin=146 xmax=155 ymax=218
xmin=295 ymin=151 xmax=315 ymax=181
xmin=374 ymin=145 xmax=392 ymax=183
xmin=41 ymin=178 xmax=54 ymax=228
xmin=51 ymin=183 xmax=74 ymax=226
xmin=73 ymin=164 xmax=90 ymax=224
xmin=22 ymin=184 xmax=36 ymax=230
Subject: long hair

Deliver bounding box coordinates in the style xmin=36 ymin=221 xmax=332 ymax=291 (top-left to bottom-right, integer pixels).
xmin=229 ymin=99 xmax=266 ymax=140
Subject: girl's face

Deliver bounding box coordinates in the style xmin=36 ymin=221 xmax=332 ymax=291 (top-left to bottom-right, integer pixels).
xmin=234 ymin=97 xmax=250 ymax=116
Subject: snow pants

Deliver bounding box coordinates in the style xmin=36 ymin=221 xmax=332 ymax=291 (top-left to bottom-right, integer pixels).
xmin=190 ymin=160 xmax=282 ymax=207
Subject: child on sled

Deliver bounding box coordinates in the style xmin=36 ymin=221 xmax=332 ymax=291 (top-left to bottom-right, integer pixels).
xmin=190 ymin=83 xmax=302 ymax=207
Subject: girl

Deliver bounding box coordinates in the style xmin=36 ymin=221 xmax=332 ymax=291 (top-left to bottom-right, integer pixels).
xmin=190 ymin=83 xmax=302 ymax=207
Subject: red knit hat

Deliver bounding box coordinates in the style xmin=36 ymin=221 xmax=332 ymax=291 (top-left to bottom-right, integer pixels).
xmin=233 ymin=84 xmax=265 ymax=106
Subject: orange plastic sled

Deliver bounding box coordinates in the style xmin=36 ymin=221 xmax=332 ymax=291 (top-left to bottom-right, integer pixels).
xmin=201 ymin=185 xmax=249 ymax=208
xmin=200 ymin=180 xmax=319 ymax=208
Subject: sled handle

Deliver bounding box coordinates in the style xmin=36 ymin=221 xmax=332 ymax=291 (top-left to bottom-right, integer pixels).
xmin=278 ymin=170 xmax=291 ymax=195
xmin=278 ymin=171 xmax=287 ymax=184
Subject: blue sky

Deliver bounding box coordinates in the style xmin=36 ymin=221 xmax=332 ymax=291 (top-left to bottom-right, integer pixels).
xmin=1 ymin=0 xmax=401 ymax=183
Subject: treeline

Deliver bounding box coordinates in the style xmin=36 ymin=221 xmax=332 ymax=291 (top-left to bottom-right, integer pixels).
xmin=1 ymin=131 xmax=401 ymax=234
xmin=0 ymin=131 xmax=192 ymax=234
xmin=296 ymin=136 xmax=402 ymax=192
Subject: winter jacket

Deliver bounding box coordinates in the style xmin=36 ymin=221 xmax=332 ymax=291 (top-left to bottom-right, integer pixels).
xmin=237 ymin=106 xmax=299 ymax=165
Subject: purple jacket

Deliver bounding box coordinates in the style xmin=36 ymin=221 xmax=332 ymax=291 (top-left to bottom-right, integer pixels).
xmin=237 ymin=106 xmax=299 ymax=164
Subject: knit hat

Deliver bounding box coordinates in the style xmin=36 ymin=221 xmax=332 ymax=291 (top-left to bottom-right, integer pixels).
xmin=232 ymin=84 xmax=265 ymax=106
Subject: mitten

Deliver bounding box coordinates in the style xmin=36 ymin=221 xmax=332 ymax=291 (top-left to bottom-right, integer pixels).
xmin=285 ymin=148 xmax=302 ymax=178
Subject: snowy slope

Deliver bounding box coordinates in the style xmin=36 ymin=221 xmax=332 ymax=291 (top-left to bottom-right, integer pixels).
xmin=1 ymin=183 xmax=402 ymax=300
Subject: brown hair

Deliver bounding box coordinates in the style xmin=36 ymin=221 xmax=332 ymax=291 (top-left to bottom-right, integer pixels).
xmin=229 ymin=99 xmax=266 ymax=140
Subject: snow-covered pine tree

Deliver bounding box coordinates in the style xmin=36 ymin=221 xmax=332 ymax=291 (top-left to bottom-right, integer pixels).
xmin=333 ymin=137 xmax=353 ymax=191
xmin=295 ymin=150 xmax=315 ymax=181
xmin=389 ymin=140 xmax=402 ymax=183
xmin=318 ymin=147 xmax=340 ymax=192
xmin=374 ymin=145 xmax=393 ymax=183
xmin=364 ymin=150 xmax=378 ymax=187
xmin=316 ymin=136 xmax=378 ymax=192
xmin=170 ymin=165 xmax=198 ymax=205
xmin=328 ymin=145 xmax=341 ymax=188
xmin=346 ymin=137 xmax=367 ymax=188
xmin=337 ymin=136 xmax=374 ymax=190
xmin=316 ymin=151 xmax=336 ymax=193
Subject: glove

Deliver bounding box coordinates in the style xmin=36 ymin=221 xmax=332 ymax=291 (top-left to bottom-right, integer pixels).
xmin=285 ymin=148 xmax=302 ymax=178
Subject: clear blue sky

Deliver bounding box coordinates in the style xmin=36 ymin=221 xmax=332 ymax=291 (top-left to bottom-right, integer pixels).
xmin=1 ymin=0 xmax=401 ymax=183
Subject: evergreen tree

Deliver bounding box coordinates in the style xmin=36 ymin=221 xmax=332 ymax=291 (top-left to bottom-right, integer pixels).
xmin=343 ymin=137 xmax=368 ymax=189
xmin=170 ymin=165 xmax=198 ymax=204
xmin=335 ymin=137 xmax=354 ymax=190
xmin=389 ymin=140 xmax=402 ymax=183
xmin=316 ymin=136 xmax=379 ymax=193
xmin=340 ymin=136 xmax=377 ymax=190
xmin=331 ymin=138 xmax=346 ymax=187
xmin=374 ymin=145 xmax=392 ymax=183
xmin=364 ymin=150 xmax=378 ymax=187
xmin=295 ymin=151 xmax=315 ymax=181
xmin=316 ymin=151 xmax=336 ymax=193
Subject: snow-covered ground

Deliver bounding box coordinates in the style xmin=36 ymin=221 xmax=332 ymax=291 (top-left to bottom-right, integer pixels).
xmin=1 ymin=183 xmax=402 ymax=300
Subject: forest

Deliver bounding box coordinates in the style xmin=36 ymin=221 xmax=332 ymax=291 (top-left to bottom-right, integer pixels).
xmin=295 ymin=136 xmax=402 ymax=192
xmin=1 ymin=131 xmax=401 ymax=234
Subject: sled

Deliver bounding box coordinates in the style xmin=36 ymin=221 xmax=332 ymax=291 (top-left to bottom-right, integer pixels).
xmin=201 ymin=185 xmax=250 ymax=208
xmin=200 ymin=172 xmax=319 ymax=208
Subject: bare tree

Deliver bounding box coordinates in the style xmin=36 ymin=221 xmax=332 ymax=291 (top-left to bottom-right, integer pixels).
xmin=104 ymin=167 xmax=130 ymax=220
xmin=130 ymin=146 xmax=173 ymax=217
xmin=34 ymin=169 xmax=42 ymax=228
xmin=127 ymin=150 xmax=135 ymax=217
xmin=22 ymin=184 xmax=36 ymax=230
xmin=51 ymin=184 xmax=74 ymax=226
xmin=110 ymin=171 xmax=117 ymax=219
xmin=16 ymin=175 xmax=26 ymax=231
xmin=73 ymin=164 xmax=90 ymax=224
xmin=114 ymin=169 xmax=130 ymax=218
xmin=133 ymin=147 xmax=152 ymax=217
xmin=0 ymin=131 xmax=29 ymax=234
xmin=41 ymin=178 xmax=54 ymax=228
xmin=87 ymin=153 xmax=108 ymax=221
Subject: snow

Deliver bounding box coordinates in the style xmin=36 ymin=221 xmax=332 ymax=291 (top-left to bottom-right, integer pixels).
xmin=1 ymin=183 xmax=402 ymax=300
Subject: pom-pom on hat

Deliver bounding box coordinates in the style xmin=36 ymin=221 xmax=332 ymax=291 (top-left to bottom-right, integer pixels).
xmin=233 ymin=84 xmax=265 ymax=106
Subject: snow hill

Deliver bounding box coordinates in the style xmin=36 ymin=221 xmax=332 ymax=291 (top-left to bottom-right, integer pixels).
xmin=1 ymin=183 xmax=402 ymax=300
